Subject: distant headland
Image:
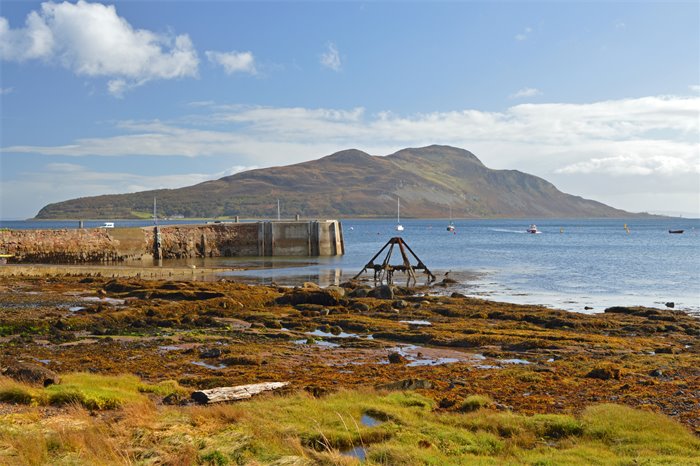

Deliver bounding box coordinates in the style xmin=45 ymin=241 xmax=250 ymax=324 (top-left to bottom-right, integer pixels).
xmin=35 ymin=145 xmax=654 ymax=220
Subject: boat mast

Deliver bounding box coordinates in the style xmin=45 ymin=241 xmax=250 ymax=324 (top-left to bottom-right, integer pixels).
xmin=277 ymin=199 xmax=280 ymax=221
xmin=397 ymin=197 xmax=400 ymax=224
xmin=153 ymin=197 xmax=158 ymax=226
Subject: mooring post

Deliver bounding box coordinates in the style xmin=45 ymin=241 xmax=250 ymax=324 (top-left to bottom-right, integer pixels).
xmin=153 ymin=226 xmax=162 ymax=260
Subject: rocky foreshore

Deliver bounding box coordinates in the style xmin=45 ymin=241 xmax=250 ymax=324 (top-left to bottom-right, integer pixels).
xmin=1 ymin=270 xmax=698 ymax=432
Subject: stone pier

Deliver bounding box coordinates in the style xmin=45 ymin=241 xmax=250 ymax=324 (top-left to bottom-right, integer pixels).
xmin=0 ymin=220 xmax=344 ymax=263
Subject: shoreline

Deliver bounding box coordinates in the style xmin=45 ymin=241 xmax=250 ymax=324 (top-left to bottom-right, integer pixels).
xmin=3 ymin=262 xmax=697 ymax=318
xmin=1 ymin=270 xmax=698 ymax=462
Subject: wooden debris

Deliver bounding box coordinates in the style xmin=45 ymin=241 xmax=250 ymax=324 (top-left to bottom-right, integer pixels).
xmin=191 ymin=381 xmax=289 ymax=404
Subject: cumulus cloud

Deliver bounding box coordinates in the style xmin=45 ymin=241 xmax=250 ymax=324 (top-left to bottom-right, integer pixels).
xmin=509 ymin=87 xmax=542 ymax=99
xmin=205 ymin=50 xmax=256 ymax=75
xmin=320 ymin=42 xmax=341 ymax=71
xmin=0 ymin=1 xmax=198 ymax=95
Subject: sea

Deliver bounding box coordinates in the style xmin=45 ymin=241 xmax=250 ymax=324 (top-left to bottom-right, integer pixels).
xmin=2 ymin=218 xmax=699 ymax=316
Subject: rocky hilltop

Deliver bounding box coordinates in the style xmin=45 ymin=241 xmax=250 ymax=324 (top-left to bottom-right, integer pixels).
xmin=36 ymin=145 xmax=636 ymax=219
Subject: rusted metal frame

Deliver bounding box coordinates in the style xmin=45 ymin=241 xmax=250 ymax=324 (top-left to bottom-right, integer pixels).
xmin=353 ymin=239 xmax=393 ymax=280
xmin=396 ymin=238 xmax=417 ymax=286
xmin=400 ymin=240 xmax=436 ymax=282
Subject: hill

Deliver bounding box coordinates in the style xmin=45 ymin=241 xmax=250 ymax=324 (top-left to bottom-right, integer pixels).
xmin=35 ymin=145 xmax=638 ymax=219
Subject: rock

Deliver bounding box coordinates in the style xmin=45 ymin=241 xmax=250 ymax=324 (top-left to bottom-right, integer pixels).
xmin=376 ymin=378 xmax=433 ymax=391
xmin=584 ymin=306 xmax=593 ymax=310
xmin=301 ymin=282 xmax=320 ymax=290
xmin=665 ymin=302 xmax=675 ymax=308
xmin=350 ymin=302 xmax=370 ymax=312
xmin=392 ymin=299 xmax=409 ymax=309
xmin=325 ymin=285 xmax=345 ymax=297
xmin=199 ymin=348 xmax=222 ymax=358
xmin=222 ymin=356 xmax=261 ymax=366
xmin=441 ymin=278 xmax=457 ymax=284
xmin=368 ymin=285 xmax=395 ymax=300
xmin=450 ymin=292 xmax=467 ymax=298
xmin=348 ymin=288 xmax=369 ymax=298
xmin=649 ymin=369 xmax=664 ymax=377
xmin=276 ymin=289 xmax=342 ymax=306
xmin=329 ymin=326 xmax=343 ymax=336
xmin=585 ymin=366 xmax=621 ymax=380
xmin=388 ymin=352 xmax=408 ymax=364
xmin=604 ymin=306 xmax=634 ymax=314
xmin=2 ymin=362 xmax=60 ymax=386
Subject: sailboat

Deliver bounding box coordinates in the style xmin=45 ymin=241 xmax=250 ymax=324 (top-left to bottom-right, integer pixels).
xmin=396 ymin=197 xmax=404 ymax=231
xmin=446 ymin=206 xmax=455 ymax=232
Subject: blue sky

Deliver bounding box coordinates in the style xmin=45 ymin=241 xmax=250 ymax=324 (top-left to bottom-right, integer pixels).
xmin=1 ymin=1 xmax=698 ymax=219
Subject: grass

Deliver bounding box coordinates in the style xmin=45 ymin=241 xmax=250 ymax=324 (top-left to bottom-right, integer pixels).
xmin=0 ymin=373 xmax=186 ymax=410
xmin=1 ymin=375 xmax=699 ymax=465
xmin=460 ymin=394 xmax=494 ymax=412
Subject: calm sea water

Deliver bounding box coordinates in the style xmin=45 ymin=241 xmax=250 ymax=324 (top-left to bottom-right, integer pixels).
xmin=2 ymin=218 xmax=698 ymax=315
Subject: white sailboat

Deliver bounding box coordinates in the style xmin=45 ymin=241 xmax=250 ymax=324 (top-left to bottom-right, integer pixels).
xmin=396 ymin=197 xmax=404 ymax=231
xmin=446 ymin=205 xmax=455 ymax=232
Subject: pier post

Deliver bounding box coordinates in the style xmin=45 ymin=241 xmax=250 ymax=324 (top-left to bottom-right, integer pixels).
xmin=153 ymin=226 xmax=162 ymax=260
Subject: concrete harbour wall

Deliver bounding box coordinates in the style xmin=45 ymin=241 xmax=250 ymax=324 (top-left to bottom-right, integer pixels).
xmin=0 ymin=220 xmax=344 ymax=263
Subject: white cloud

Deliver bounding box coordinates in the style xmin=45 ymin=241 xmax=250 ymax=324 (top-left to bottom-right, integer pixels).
xmin=690 ymin=84 xmax=700 ymax=93
xmin=0 ymin=163 xmax=251 ymax=219
xmin=509 ymin=87 xmax=542 ymax=99
xmin=0 ymin=1 xmax=198 ymax=95
xmin=205 ymin=50 xmax=256 ymax=75
xmin=515 ymin=27 xmax=533 ymax=41
xmin=4 ymin=96 xmax=698 ymax=174
xmin=3 ymin=94 xmax=699 ymax=214
xmin=0 ymin=87 xmax=13 ymax=95
xmin=320 ymin=42 xmax=341 ymax=71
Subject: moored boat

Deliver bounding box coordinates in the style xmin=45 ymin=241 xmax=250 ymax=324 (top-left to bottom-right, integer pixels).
xmin=668 ymin=229 xmax=684 ymax=234
xmin=395 ymin=197 xmax=404 ymax=231
xmin=527 ymin=224 xmax=538 ymax=234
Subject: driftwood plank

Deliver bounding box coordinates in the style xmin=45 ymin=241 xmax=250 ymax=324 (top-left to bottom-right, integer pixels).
xmin=191 ymin=381 xmax=289 ymax=404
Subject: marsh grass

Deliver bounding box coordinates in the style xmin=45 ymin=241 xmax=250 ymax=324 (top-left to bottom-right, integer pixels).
xmin=0 ymin=377 xmax=35 ymax=404
xmin=1 ymin=375 xmax=699 ymax=465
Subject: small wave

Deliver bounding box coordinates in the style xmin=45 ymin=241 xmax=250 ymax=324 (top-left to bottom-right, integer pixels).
xmin=490 ymin=228 xmax=526 ymax=234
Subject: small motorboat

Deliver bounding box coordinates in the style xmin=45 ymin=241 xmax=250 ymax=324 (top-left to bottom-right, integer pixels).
xmin=668 ymin=229 xmax=684 ymax=234
xmin=446 ymin=222 xmax=455 ymax=232
xmin=527 ymin=224 xmax=538 ymax=234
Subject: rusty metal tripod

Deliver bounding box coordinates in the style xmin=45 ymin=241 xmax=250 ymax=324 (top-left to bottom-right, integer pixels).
xmin=353 ymin=237 xmax=436 ymax=286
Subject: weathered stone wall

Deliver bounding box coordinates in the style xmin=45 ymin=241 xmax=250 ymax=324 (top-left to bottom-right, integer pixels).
xmin=0 ymin=221 xmax=343 ymax=263
xmin=149 ymin=223 xmax=260 ymax=259
xmin=0 ymin=228 xmax=147 ymax=263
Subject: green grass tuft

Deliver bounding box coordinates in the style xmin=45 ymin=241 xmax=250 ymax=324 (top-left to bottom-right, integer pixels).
xmin=460 ymin=394 xmax=494 ymax=412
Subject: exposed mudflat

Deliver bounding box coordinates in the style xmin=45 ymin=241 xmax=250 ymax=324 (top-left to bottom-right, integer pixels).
xmin=1 ymin=272 xmax=698 ymax=431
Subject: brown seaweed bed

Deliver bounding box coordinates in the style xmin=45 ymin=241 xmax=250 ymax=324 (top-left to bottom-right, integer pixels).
xmin=0 ymin=272 xmax=698 ymax=432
